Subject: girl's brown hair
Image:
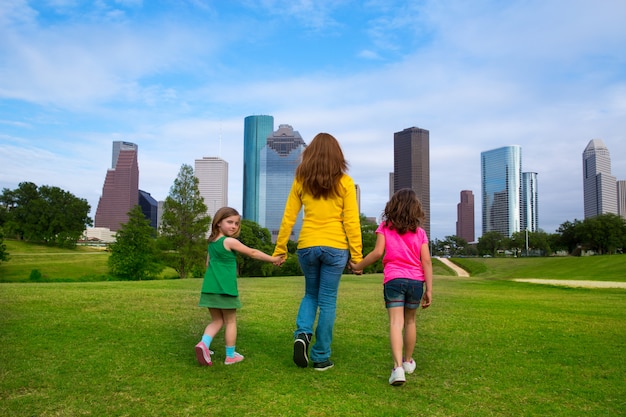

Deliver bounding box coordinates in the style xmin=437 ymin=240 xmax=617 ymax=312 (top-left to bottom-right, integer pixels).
xmin=208 ymin=207 xmax=241 ymax=241
xmin=381 ymin=188 xmax=425 ymax=234
xmin=295 ymin=132 xmax=348 ymax=199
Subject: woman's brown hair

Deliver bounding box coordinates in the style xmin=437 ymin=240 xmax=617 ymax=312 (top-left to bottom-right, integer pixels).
xmin=208 ymin=207 xmax=241 ymax=241
xmin=381 ymin=188 xmax=425 ymax=234
xmin=295 ymin=132 xmax=348 ymax=199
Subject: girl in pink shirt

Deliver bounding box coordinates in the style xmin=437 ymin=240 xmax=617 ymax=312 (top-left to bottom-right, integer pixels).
xmin=350 ymin=188 xmax=432 ymax=386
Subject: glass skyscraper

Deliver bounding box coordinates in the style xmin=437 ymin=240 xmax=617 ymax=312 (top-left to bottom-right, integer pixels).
xmin=393 ymin=127 xmax=430 ymax=237
xmin=481 ymin=145 xmax=522 ymax=237
xmin=259 ymin=124 xmax=306 ymax=242
xmin=243 ymin=115 xmax=274 ymax=222
xmin=582 ymin=139 xmax=617 ymax=218
xmin=521 ymin=172 xmax=538 ymax=232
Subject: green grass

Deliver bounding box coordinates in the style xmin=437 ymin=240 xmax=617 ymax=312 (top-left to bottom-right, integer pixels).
xmin=451 ymin=255 xmax=626 ymax=281
xmin=0 ymin=240 xmax=454 ymax=282
xmin=0 ymin=240 xmax=178 ymax=282
xmin=1 ymin=274 xmax=624 ymax=416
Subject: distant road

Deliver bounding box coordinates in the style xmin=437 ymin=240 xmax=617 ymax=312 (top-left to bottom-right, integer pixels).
xmin=437 ymin=257 xmax=469 ymax=277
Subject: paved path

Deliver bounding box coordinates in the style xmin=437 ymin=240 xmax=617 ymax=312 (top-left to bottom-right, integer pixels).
xmin=437 ymin=257 xmax=470 ymax=277
xmin=513 ymin=279 xmax=626 ymax=289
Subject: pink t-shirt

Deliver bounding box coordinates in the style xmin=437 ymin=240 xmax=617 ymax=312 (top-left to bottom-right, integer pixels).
xmin=376 ymin=222 xmax=428 ymax=284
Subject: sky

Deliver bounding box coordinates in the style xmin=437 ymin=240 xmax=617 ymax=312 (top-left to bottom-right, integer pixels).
xmin=1 ymin=0 xmax=625 ymax=241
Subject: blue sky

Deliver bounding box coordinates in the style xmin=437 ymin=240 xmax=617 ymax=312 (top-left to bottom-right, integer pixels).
xmin=1 ymin=0 xmax=625 ymax=240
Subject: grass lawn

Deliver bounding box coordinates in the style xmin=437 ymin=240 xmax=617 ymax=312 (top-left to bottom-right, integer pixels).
xmin=0 ymin=239 xmax=454 ymax=282
xmin=451 ymin=255 xmax=626 ymax=282
xmin=0 ymin=240 xmax=179 ymax=282
xmin=1 ymin=274 xmax=624 ymax=416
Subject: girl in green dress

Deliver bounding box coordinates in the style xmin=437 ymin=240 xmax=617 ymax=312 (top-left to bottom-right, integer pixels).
xmin=195 ymin=207 xmax=284 ymax=366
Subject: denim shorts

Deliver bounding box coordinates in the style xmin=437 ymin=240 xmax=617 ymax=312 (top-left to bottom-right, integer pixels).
xmin=383 ymin=278 xmax=424 ymax=309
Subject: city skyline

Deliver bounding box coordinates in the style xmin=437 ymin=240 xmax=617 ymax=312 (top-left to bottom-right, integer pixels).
xmin=1 ymin=2 xmax=625 ymax=241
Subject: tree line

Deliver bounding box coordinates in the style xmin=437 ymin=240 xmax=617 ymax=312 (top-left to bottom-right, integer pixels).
xmin=431 ymin=213 xmax=626 ymax=257
xmin=2 ymin=167 xmax=624 ymax=277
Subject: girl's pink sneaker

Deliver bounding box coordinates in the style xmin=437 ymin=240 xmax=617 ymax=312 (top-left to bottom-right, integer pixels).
xmin=224 ymin=352 xmax=244 ymax=365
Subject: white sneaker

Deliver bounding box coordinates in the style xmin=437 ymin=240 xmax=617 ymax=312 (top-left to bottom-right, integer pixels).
xmin=402 ymin=358 xmax=416 ymax=374
xmin=389 ymin=367 xmax=406 ymax=386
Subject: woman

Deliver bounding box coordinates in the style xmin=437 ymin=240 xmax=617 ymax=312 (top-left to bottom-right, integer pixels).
xmin=273 ymin=132 xmax=363 ymax=371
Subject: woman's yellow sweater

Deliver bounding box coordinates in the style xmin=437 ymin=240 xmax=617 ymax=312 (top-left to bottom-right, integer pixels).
xmin=273 ymin=174 xmax=363 ymax=263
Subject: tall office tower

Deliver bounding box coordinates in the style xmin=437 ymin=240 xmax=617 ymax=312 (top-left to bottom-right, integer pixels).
xmin=138 ymin=190 xmax=158 ymax=229
xmin=481 ymin=145 xmax=521 ymax=237
xmin=583 ymin=139 xmax=617 ymax=218
xmin=521 ymin=172 xmax=539 ymax=232
xmin=95 ymin=141 xmax=139 ymax=232
xmin=355 ymin=183 xmax=361 ymax=215
xmin=456 ymin=190 xmax=475 ymax=243
xmin=617 ymin=180 xmax=626 ymax=221
xmin=243 ymin=115 xmax=274 ymax=222
xmin=393 ymin=127 xmax=430 ymax=237
xmin=259 ymin=124 xmax=306 ymax=242
xmin=195 ymin=156 xmax=228 ymax=219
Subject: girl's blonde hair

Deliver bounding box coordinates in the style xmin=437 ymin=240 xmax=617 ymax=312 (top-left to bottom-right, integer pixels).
xmin=209 ymin=207 xmax=241 ymax=241
xmin=381 ymin=188 xmax=425 ymax=235
xmin=295 ymin=132 xmax=348 ymax=199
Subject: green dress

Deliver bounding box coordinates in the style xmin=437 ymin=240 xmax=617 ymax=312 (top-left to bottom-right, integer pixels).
xmin=199 ymin=236 xmax=241 ymax=309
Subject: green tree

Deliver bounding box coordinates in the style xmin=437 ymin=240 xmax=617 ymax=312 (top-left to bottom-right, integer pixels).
xmin=477 ymin=231 xmax=507 ymax=256
xmin=108 ymin=206 xmax=164 ymax=280
xmin=359 ymin=215 xmax=382 ymax=273
xmin=555 ymin=219 xmax=583 ymax=253
xmin=580 ymin=213 xmax=626 ymax=254
xmin=236 ymin=219 xmax=275 ymax=277
xmin=159 ymin=164 xmax=211 ymax=278
xmin=433 ymin=235 xmax=470 ymax=257
xmin=0 ymin=229 xmax=9 ymax=264
xmin=0 ymin=182 xmax=92 ymax=247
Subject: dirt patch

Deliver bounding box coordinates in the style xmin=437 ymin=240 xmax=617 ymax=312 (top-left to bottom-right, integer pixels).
xmin=513 ymin=279 xmax=626 ymax=289
xmin=437 ymin=258 xmax=470 ymax=277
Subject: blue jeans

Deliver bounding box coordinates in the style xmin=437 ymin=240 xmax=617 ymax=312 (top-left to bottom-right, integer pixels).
xmin=295 ymin=246 xmax=349 ymax=363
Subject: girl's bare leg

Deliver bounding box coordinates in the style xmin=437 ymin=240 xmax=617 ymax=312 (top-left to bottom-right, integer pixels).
xmin=388 ymin=307 xmax=405 ymax=368
xmin=222 ymin=309 xmax=238 ymax=347
xmin=205 ymin=308 xmax=225 ymax=337
xmin=403 ymin=308 xmax=417 ymax=361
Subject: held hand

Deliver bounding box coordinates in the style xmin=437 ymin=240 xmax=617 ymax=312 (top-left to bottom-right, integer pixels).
xmin=421 ymin=292 xmax=432 ymax=309
xmin=273 ymin=255 xmax=286 ymax=266
xmin=348 ymin=261 xmax=363 ymax=275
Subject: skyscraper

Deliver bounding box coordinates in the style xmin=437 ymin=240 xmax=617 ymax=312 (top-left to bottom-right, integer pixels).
xmin=195 ymin=156 xmax=228 ymax=219
xmin=481 ymin=145 xmax=521 ymax=237
xmin=243 ymin=115 xmax=274 ymax=222
xmin=521 ymin=172 xmax=538 ymax=232
xmin=456 ymin=190 xmax=475 ymax=243
xmin=95 ymin=141 xmax=139 ymax=232
xmin=138 ymin=190 xmax=158 ymax=229
xmin=393 ymin=127 xmax=430 ymax=237
xmin=617 ymin=180 xmax=626 ymax=221
xmin=259 ymin=124 xmax=306 ymax=242
xmin=582 ymin=139 xmax=617 ymax=218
